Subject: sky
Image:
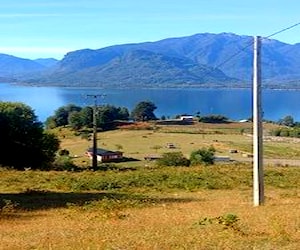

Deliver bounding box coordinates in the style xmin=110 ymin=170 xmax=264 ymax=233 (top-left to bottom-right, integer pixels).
xmin=1 ymin=0 xmax=300 ymax=60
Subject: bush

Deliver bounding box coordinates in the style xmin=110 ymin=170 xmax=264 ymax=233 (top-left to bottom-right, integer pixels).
xmin=53 ymin=156 xmax=78 ymax=171
xmin=270 ymin=128 xmax=281 ymax=136
xmin=198 ymin=115 xmax=229 ymax=123
xmin=270 ymin=127 xmax=300 ymax=138
xmin=156 ymin=152 xmax=190 ymax=167
xmin=190 ymin=147 xmax=215 ymax=165
xmin=279 ymin=129 xmax=290 ymax=137
xmin=58 ymin=149 xmax=70 ymax=156
xmin=289 ymin=128 xmax=300 ymax=138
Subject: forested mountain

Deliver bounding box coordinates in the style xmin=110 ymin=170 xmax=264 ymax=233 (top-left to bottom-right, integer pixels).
xmin=1 ymin=33 xmax=300 ymax=88
xmin=26 ymin=49 xmax=233 ymax=87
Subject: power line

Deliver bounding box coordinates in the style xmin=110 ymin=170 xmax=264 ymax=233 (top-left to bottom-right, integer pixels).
xmin=212 ymin=21 xmax=300 ymax=72
xmin=86 ymin=94 xmax=106 ymax=169
xmin=266 ymin=22 xmax=300 ymax=39
xmin=213 ymin=39 xmax=253 ymax=70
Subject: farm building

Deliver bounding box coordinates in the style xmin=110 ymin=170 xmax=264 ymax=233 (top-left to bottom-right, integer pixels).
xmin=86 ymin=148 xmax=123 ymax=162
xmin=180 ymin=115 xmax=194 ymax=121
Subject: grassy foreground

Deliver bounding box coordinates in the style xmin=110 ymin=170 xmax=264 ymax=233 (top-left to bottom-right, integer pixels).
xmin=1 ymin=122 xmax=300 ymax=249
xmin=1 ymin=164 xmax=300 ymax=249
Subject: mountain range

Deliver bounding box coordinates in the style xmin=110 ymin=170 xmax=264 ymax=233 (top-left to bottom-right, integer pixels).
xmin=1 ymin=32 xmax=300 ymax=88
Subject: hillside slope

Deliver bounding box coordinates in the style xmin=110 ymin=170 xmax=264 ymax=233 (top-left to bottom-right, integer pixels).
xmin=2 ymin=33 xmax=300 ymax=87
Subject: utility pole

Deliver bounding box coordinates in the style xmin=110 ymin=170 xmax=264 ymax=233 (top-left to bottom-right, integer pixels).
xmin=253 ymin=36 xmax=264 ymax=206
xmin=87 ymin=94 xmax=105 ymax=169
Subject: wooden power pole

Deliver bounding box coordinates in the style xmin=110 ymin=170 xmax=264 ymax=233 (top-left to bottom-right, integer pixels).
xmin=87 ymin=94 xmax=105 ymax=169
xmin=253 ymin=36 xmax=264 ymax=206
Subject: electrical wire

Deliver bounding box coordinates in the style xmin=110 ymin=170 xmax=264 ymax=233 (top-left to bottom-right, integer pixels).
xmin=212 ymin=21 xmax=300 ymax=72
xmin=266 ymin=22 xmax=300 ymax=39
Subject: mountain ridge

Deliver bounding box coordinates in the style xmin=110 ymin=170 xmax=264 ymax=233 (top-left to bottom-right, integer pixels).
xmin=1 ymin=32 xmax=300 ymax=88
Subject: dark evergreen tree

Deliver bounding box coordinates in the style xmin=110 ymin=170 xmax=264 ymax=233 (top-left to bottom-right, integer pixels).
xmin=0 ymin=102 xmax=59 ymax=170
xmin=46 ymin=104 xmax=129 ymax=130
xmin=54 ymin=104 xmax=82 ymax=127
xmin=68 ymin=111 xmax=84 ymax=130
xmin=97 ymin=105 xmax=130 ymax=130
xmin=80 ymin=106 xmax=93 ymax=128
xmin=131 ymin=101 xmax=157 ymax=121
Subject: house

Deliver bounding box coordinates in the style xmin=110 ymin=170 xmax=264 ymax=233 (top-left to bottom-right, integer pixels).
xmin=180 ymin=115 xmax=194 ymax=121
xmin=86 ymin=148 xmax=123 ymax=163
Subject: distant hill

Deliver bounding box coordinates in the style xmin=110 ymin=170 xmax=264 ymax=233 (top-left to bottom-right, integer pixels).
xmin=0 ymin=53 xmax=45 ymax=77
xmin=26 ymin=49 xmax=234 ymax=87
xmin=34 ymin=58 xmax=58 ymax=67
xmin=2 ymin=33 xmax=300 ymax=88
xmin=0 ymin=54 xmax=58 ymax=81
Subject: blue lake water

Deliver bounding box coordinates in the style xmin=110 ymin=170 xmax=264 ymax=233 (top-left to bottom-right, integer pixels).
xmin=1 ymin=83 xmax=300 ymax=122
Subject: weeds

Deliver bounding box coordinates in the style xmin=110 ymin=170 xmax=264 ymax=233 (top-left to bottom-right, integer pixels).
xmin=2 ymin=165 xmax=300 ymax=194
xmin=194 ymin=213 xmax=244 ymax=234
xmin=0 ymin=199 xmax=19 ymax=218
xmin=0 ymin=199 xmax=18 ymax=212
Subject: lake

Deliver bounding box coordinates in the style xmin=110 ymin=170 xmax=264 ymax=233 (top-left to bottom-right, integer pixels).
xmin=1 ymin=83 xmax=300 ymax=122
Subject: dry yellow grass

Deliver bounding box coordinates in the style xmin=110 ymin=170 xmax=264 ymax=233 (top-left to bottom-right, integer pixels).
xmin=1 ymin=189 xmax=300 ymax=249
xmin=58 ymin=125 xmax=252 ymax=164
xmin=2 ymin=123 xmax=296 ymax=249
xmin=55 ymin=122 xmax=300 ymax=167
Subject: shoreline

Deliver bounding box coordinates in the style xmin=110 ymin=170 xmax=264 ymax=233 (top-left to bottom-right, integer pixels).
xmin=2 ymin=81 xmax=300 ymax=91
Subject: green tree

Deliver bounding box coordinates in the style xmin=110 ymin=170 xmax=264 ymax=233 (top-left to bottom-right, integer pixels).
xmin=156 ymin=152 xmax=190 ymax=167
xmin=80 ymin=106 xmax=93 ymax=128
xmin=68 ymin=111 xmax=84 ymax=130
xmin=54 ymin=104 xmax=82 ymax=127
xmin=45 ymin=116 xmax=57 ymax=129
xmin=190 ymin=147 xmax=215 ymax=165
xmin=97 ymin=105 xmax=130 ymax=130
xmin=0 ymin=102 xmax=60 ymax=170
xmin=117 ymin=107 xmax=130 ymax=121
xmin=131 ymin=101 xmax=157 ymax=121
xmin=278 ymin=115 xmax=294 ymax=127
xmin=46 ymin=104 xmax=129 ymax=130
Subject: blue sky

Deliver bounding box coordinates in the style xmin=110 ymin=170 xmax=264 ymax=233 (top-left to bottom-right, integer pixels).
xmin=1 ymin=0 xmax=300 ymax=59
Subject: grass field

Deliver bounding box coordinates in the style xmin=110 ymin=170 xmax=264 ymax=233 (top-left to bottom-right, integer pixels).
xmin=57 ymin=121 xmax=300 ymax=167
xmin=1 ymin=122 xmax=300 ymax=249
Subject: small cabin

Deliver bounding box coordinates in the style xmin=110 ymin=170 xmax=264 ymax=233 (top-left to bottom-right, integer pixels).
xmin=86 ymin=148 xmax=123 ymax=163
xmin=180 ymin=115 xmax=194 ymax=121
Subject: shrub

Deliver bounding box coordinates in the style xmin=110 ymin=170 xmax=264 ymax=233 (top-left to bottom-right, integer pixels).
xmin=190 ymin=146 xmax=215 ymax=165
xmin=289 ymin=128 xmax=300 ymax=138
xmin=58 ymin=149 xmax=70 ymax=156
xmin=198 ymin=115 xmax=229 ymax=123
xmin=156 ymin=152 xmax=190 ymax=167
xmin=53 ymin=156 xmax=78 ymax=171
xmin=279 ymin=129 xmax=290 ymax=137
xmin=194 ymin=213 xmax=241 ymax=232
xmin=270 ymin=128 xmax=281 ymax=136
